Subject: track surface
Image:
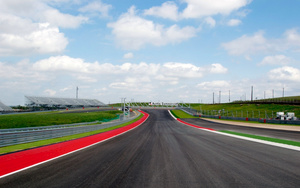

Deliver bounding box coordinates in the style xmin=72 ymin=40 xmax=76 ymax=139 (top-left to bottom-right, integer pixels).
xmin=182 ymin=118 xmax=300 ymax=142
xmin=1 ymin=109 xmax=299 ymax=187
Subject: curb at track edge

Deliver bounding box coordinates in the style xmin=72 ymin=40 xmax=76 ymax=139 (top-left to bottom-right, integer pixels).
xmin=167 ymin=110 xmax=300 ymax=152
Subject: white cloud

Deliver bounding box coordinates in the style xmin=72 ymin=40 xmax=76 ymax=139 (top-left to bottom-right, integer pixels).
xmin=0 ymin=0 xmax=94 ymax=56
xmin=222 ymin=31 xmax=270 ymax=57
xmin=0 ymin=0 xmax=88 ymax=29
xmin=42 ymin=9 xmax=88 ymax=29
xmin=0 ymin=61 xmax=30 ymax=79
xmin=32 ymin=56 xmax=228 ymax=86
xmin=205 ymin=17 xmax=216 ymax=27
xmin=2 ymin=56 xmax=228 ymax=101
xmin=0 ymin=15 xmax=68 ymax=56
xmin=33 ymin=56 xmax=227 ymax=81
xmin=227 ymin=19 xmax=242 ymax=26
xmin=222 ymin=29 xmax=300 ymax=58
xmin=60 ymin=86 xmax=72 ymax=92
xmin=236 ymin=9 xmax=251 ymax=17
xmin=44 ymin=89 xmax=56 ymax=96
xmin=197 ymin=80 xmax=231 ymax=90
xmin=79 ymin=1 xmax=112 ymax=17
xmin=181 ymin=0 xmax=252 ymax=19
xmin=283 ymin=28 xmax=300 ymax=50
xmin=109 ymin=77 xmax=154 ymax=92
xmin=268 ymin=66 xmax=300 ymax=82
xmin=2 ymin=56 xmax=300 ymax=105
xmin=143 ymin=0 xmax=251 ymax=28
xmin=123 ymin=52 xmax=134 ymax=59
xmin=259 ymin=55 xmax=291 ymax=66
xmin=155 ymin=75 xmax=179 ymax=85
xmin=161 ymin=62 xmax=205 ymax=78
xmin=144 ymin=1 xmax=179 ymax=21
xmin=107 ymin=6 xmax=198 ymax=50
xmin=33 ymin=56 xmax=93 ymax=73
xmin=208 ymin=63 xmax=228 ymax=73
xmin=77 ymin=75 xmax=98 ymax=83
xmin=143 ymin=0 xmax=251 ymax=20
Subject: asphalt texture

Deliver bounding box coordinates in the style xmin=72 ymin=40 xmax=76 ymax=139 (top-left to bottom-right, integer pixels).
xmin=182 ymin=118 xmax=300 ymax=142
xmin=1 ymin=109 xmax=299 ymax=187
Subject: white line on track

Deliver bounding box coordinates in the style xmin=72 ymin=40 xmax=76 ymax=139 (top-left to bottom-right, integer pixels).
xmin=168 ymin=110 xmax=300 ymax=152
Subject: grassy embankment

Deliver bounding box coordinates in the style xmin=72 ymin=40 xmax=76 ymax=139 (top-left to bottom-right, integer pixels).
xmin=0 ymin=110 xmax=120 ymax=129
xmin=170 ymin=109 xmax=196 ymax=118
xmin=171 ymin=109 xmax=300 ymax=147
xmin=190 ymin=103 xmax=300 ymax=119
xmin=0 ymin=113 xmax=144 ymax=154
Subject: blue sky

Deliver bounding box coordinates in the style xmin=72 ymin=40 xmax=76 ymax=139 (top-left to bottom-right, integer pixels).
xmin=0 ymin=0 xmax=299 ymax=105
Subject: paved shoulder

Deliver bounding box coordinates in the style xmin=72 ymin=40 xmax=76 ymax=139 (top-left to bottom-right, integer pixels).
xmin=181 ymin=118 xmax=300 ymax=142
xmin=202 ymin=117 xmax=300 ymax=131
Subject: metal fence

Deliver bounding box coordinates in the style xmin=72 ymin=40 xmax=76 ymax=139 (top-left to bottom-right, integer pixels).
xmin=0 ymin=112 xmax=139 ymax=147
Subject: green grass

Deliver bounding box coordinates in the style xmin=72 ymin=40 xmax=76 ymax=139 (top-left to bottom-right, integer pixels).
xmin=0 ymin=113 xmax=144 ymax=155
xmin=252 ymin=96 xmax=300 ymax=103
xmin=190 ymin=103 xmax=300 ymax=119
xmin=170 ymin=110 xmax=196 ymax=118
xmin=0 ymin=110 xmax=121 ymax=129
xmin=220 ymin=130 xmax=300 ymax=147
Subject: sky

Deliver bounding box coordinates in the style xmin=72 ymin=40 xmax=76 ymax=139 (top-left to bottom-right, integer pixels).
xmin=0 ymin=0 xmax=300 ymax=106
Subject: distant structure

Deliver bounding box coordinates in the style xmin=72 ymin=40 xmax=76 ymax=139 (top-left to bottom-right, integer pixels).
xmin=25 ymin=96 xmax=107 ymax=108
xmin=0 ymin=101 xmax=13 ymax=112
xmin=76 ymin=86 xmax=79 ymax=99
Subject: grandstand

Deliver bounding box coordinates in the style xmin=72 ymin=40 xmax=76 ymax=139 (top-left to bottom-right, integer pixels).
xmin=0 ymin=101 xmax=13 ymax=112
xmin=25 ymin=96 xmax=107 ymax=108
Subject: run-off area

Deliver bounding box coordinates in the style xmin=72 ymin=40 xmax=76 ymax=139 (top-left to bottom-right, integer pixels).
xmin=0 ymin=109 xmax=299 ymax=188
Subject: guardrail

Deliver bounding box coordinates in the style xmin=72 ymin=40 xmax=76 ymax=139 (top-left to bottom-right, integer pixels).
xmin=0 ymin=111 xmax=139 ymax=147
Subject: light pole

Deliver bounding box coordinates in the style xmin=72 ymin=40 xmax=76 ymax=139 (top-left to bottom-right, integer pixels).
xmin=123 ymin=98 xmax=126 ymax=117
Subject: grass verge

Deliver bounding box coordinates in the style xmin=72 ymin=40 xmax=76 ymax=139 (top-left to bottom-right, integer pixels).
xmin=220 ymin=130 xmax=300 ymax=147
xmin=170 ymin=110 xmax=196 ymax=118
xmin=0 ymin=113 xmax=144 ymax=155
xmin=0 ymin=110 xmax=120 ymax=129
xmin=190 ymin=103 xmax=300 ymax=119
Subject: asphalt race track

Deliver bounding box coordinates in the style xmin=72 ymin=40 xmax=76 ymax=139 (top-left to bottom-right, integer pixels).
xmin=1 ymin=109 xmax=299 ymax=187
xmin=182 ymin=118 xmax=300 ymax=142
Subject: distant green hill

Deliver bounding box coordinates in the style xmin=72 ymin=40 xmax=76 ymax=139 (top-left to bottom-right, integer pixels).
xmin=232 ymin=96 xmax=300 ymax=104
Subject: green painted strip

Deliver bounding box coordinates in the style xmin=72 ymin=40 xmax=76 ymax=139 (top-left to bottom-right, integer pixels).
xmin=220 ymin=130 xmax=300 ymax=147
